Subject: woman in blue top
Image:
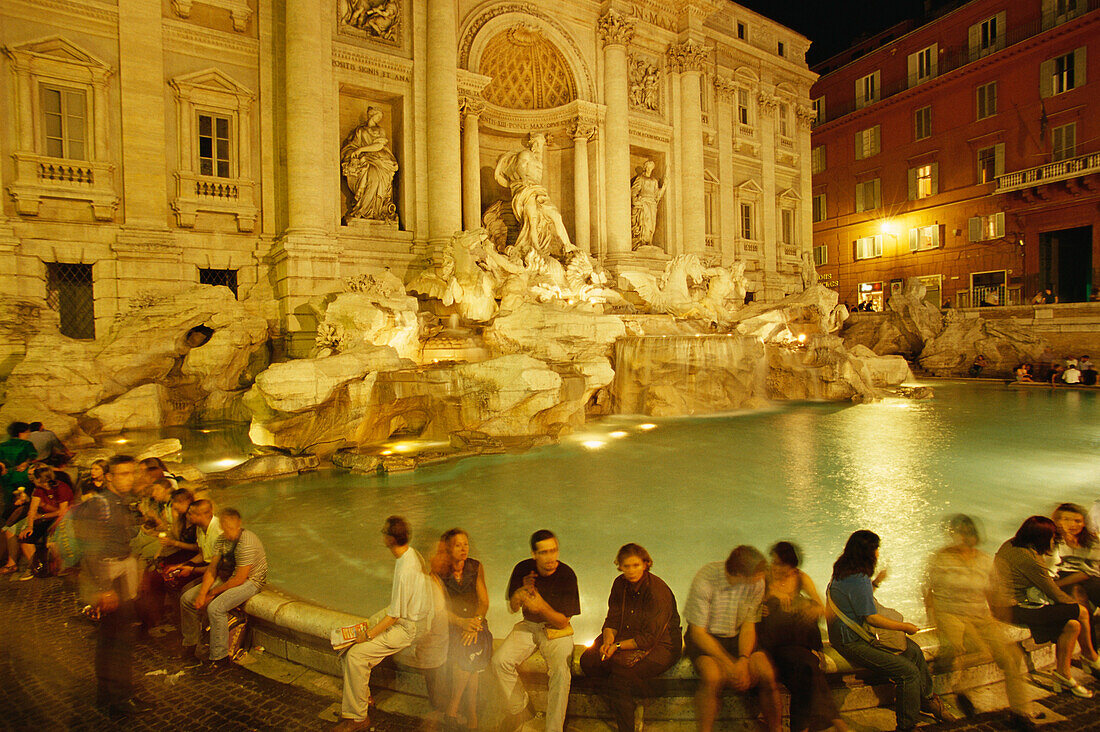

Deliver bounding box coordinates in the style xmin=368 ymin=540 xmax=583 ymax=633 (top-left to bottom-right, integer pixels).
xmin=825 ymin=531 xmax=952 ymax=731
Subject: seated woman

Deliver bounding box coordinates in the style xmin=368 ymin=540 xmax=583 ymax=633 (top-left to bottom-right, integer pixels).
xmin=158 ymin=488 xmax=198 ymax=566
xmin=991 ymin=515 xmax=1100 ymax=697
xmin=826 ymin=530 xmax=952 ymax=731
xmin=758 ymin=542 xmax=847 ymax=732
xmin=1015 ymin=364 xmax=1034 ymax=383
xmin=432 ymin=528 xmax=490 ymax=731
xmin=923 ymin=515 xmax=1032 ymax=724
xmin=4 ymin=464 xmax=73 ymax=580
xmin=135 ymin=457 xmax=178 ymax=496
xmin=579 ymin=543 xmax=682 ymax=732
xmin=76 ymin=459 xmax=109 ymax=499
xmin=1052 ymin=503 xmax=1100 ymax=630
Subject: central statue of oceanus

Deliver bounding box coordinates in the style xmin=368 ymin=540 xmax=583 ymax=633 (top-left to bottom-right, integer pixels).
xmin=493 ymin=133 xmax=579 ymax=260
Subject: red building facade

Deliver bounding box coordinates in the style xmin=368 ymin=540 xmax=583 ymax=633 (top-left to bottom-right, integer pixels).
xmin=810 ymin=0 xmax=1099 ymax=310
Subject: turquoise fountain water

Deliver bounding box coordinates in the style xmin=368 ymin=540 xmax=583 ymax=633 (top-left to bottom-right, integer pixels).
xmin=179 ymin=381 xmax=1100 ymax=642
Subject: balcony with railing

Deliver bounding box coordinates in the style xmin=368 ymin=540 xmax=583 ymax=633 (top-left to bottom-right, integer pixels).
xmin=995 ymin=151 xmax=1100 ymax=193
xmin=814 ymin=0 xmax=1099 ymax=127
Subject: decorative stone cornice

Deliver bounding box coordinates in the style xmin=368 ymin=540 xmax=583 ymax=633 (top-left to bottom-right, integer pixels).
xmin=666 ymin=40 xmax=709 ymax=73
xmin=598 ymin=10 xmax=635 ymax=48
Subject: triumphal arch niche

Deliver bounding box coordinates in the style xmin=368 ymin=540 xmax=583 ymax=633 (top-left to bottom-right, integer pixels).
xmin=459 ymin=10 xmax=604 ymax=258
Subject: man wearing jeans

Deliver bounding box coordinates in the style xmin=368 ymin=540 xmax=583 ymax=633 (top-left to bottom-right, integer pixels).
xmin=491 ymin=529 xmax=580 ymax=732
xmin=180 ymin=508 xmax=266 ymax=668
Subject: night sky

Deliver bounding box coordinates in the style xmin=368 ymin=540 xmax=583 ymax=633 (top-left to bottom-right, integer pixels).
xmin=736 ymin=0 xmax=934 ymax=67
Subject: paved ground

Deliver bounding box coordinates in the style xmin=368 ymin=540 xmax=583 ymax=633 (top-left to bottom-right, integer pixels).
xmin=2 ymin=573 xmax=1099 ymax=731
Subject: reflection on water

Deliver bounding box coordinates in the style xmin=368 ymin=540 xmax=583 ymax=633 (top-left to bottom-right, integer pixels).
xmin=193 ymin=382 xmax=1100 ymax=640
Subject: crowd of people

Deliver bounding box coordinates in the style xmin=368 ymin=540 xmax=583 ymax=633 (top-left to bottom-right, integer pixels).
xmin=5 ymin=418 xmax=1100 ymax=732
xmin=336 ymin=501 xmax=1100 ymax=732
xmin=1010 ymin=355 xmax=1098 ymax=385
xmin=0 ymin=421 xmax=267 ymax=717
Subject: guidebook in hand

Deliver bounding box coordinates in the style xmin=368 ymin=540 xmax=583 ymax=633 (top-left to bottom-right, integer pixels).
xmin=330 ymin=621 xmax=371 ymax=651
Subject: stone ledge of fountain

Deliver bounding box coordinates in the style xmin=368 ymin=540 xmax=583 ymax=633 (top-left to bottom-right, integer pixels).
xmin=242 ymin=588 xmax=1053 ymax=724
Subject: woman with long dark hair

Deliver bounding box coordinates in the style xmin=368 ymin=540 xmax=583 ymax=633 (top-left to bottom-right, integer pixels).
xmin=825 ymin=530 xmax=951 ymax=730
xmin=1053 ymin=503 xmax=1100 ymax=611
xmin=991 ymin=515 xmax=1100 ymax=697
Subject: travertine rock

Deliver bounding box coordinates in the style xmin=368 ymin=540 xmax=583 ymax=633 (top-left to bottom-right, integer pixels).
xmin=764 ymin=336 xmax=879 ymax=403
xmin=84 ymin=384 xmax=169 ymax=432
xmin=313 ymin=287 xmax=419 ymax=361
xmin=483 ymin=302 xmax=626 ymax=362
xmin=842 ymin=281 xmax=943 ymax=357
xmin=919 ymin=311 xmax=1048 ymax=377
xmin=847 ymin=344 xmax=914 ymax=387
xmin=250 ymin=345 xmax=409 ymax=414
xmin=0 ymin=286 xmax=269 ymax=438
xmin=731 ymin=285 xmax=848 ymax=342
xmin=209 ymin=454 xmax=320 ymax=482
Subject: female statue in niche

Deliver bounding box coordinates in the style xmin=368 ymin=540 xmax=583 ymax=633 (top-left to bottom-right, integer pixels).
xmin=340 ymin=106 xmax=399 ymax=222
xmin=631 ymin=159 xmax=667 ymax=249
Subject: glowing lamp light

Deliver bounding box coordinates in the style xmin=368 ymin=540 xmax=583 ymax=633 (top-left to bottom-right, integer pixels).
xmin=637 ymin=423 xmax=657 ymax=431
xmin=797 ymin=333 xmax=807 ymax=343
xmin=609 ymin=431 xmax=628 ymax=439
xmin=582 ymin=440 xmax=606 ymax=450
xmin=380 ymin=450 xmax=393 ymax=456
xmin=879 ymin=219 xmax=893 ymax=236
xmin=584 ymin=638 xmax=596 ymax=647
xmin=214 ymin=458 xmax=243 ymax=468
xmin=115 ymin=438 xmax=129 ymax=444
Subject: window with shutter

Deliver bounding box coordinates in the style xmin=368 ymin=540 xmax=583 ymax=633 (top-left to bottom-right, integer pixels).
xmin=976 ymin=82 xmax=997 ymax=119
xmin=813 ymin=245 xmax=827 ymax=266
xmin=1052 ymin=123 xmax=1076 ymax=161
xmin=812 ymin=194 xmax=826 ymax=222
xmin=811 ymin=146 xmax=826 ymax=174
xmin=910 ymin=224 xmax=940 ymax=251
xmin=914 ymin=106 xmax=931 ymax=139
xmin=811 ymin=97 xmax=824 ymax=125
xmin=969 ymin=213 xmax=1006 ymax=241
xmin=856 ymin=72 xmax=879 ymax=108
xmin=978 ymin=146 xmax=998 ymax=183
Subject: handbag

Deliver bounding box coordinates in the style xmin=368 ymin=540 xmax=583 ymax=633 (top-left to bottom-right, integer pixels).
xmin=608 ymin=580 xmax=671 ymax=668
xmin=827 ymin=589 xmax=908 ymax=653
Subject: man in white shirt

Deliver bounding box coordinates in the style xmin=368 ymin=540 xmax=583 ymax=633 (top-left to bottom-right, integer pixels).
xmin=335 ymin=516 xmax=432 ymax=732
xmin=1063 ymin=364 xmax=1082 ymax=384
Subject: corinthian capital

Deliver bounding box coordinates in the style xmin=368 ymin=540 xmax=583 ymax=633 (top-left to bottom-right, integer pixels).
xmin=569 ymin=122 xmax=597 ymax=141
xmin=598 ymin=10 xmax=635 ymax=48
xmin=713 ymin=75 xmax=738 ymax=100
xmin=459 ymin=95 xmax=485 ymax=118
xmin=757 ymin=91 xmax=778 ymax=111
xmin=666 ymin=40 xmax=709 ymax=73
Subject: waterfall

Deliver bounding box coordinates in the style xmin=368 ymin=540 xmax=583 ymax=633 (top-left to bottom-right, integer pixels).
xmin=611 ymin=334 xmax=768 ymax=416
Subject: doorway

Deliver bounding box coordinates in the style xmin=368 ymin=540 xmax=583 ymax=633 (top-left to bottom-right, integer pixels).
xmin=1039 ymin=226 xmax=1092 ymax=302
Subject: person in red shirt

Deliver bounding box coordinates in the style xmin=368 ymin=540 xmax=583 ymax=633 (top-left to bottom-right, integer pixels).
xmin=3 ymin=464 xmax=73 ymax=580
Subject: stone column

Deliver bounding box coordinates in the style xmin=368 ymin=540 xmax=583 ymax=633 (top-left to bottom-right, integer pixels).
xmin=117 ymin=0 xmax=169 ymax=227
xmin=460 ymin=97 xmax=484 ymax=231
xmin=284 ymin=0 xmax=329 ymax=235
xmin=714 ymin=77 xmax=737 ymax=266
xmin=571 ymin=123 xmax=596 ymax=254
xmin=795 ymin=103 xmax=816 ymax=261
xmin=598 ymin=10 xmax=635 ymax=259
xmin=758 ymin=89 xmax=781 ymax=300
xmin=426 ymin=0 xmax=463 ymax=242
xmin=669 ymin=41 xmax=708 ymax=255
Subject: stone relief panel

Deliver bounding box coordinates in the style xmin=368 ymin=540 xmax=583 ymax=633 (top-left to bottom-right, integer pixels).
xmin=339 ymin=0 xmax=402 ymax=47
xmin=628 ymin=54 xmax=661 ymax=113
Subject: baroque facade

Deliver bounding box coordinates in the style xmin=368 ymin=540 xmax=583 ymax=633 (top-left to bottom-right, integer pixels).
xmin=0 ymin=0 xmax=814 ymax=356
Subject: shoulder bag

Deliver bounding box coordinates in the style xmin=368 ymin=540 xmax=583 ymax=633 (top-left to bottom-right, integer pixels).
xmin=827 ymin=589 xmax=908 ymax=653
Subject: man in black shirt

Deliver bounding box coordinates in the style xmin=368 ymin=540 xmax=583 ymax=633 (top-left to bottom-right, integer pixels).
xmin=491 ymin=529 xmax=580 ymax=732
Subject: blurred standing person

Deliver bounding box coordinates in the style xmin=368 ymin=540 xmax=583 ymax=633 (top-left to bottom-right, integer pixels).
xmin=826 ymin=530 xmax=953 ymax=730
xmin=990 ymin=516 xmax=1100 ymax=697
xmin=433 ymin=528 xmax=490 ymax=730
xmin=923 ymin=516 xmax=1032 ymax=725
xmin=579 ymin=543 xmax=682 ymax=732
xmin=758 ymin=542 xmax=847 ymax=732
xmin=77 ymin=455 xmax=143 ymax=717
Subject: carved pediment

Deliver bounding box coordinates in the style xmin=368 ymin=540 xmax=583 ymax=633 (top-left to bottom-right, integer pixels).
xmin=736 ymin=179 xmax=763 ymax=195
xmin=778 ymin=187 xmax=801 ymax=202
xmin=170 ymin=68 xmax=254 ymax=99
xmin=4 ymin=36 xmax=113 ymax=75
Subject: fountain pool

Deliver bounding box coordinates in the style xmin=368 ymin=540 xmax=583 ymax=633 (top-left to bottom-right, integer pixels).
xmin=180 ymin=381 xmax=1100 ymax=642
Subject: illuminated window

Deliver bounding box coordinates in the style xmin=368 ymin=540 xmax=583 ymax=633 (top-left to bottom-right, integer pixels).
xmin=854 ymin=235 xmax=883 ymax=260
xmin=908 ymin=224 xmax=941 ymax=252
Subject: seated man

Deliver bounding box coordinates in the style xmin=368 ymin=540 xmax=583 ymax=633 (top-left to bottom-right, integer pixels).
xmin=179 ymin=508 xmax=266 ymax=667
xmin=5 ymin=464 xmax=73 ymax=580
xmin=27 ymin=421 xmax=72 ymax=467
xmin=163 ymin=499 xmax=222 ymax=586
xmin=491 ymin=529 xmax=580 ymax=732
xmin=0 ymin=422 xmax=37 ymax=472
xmin=684 ymin=545 xmax=781 ymax=732
xmin=336 ymin=516 xmax=432 ymax=732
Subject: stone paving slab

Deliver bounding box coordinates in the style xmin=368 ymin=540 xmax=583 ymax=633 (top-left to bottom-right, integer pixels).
xmin=3 ymin=573 xmax=1100 ymax=731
